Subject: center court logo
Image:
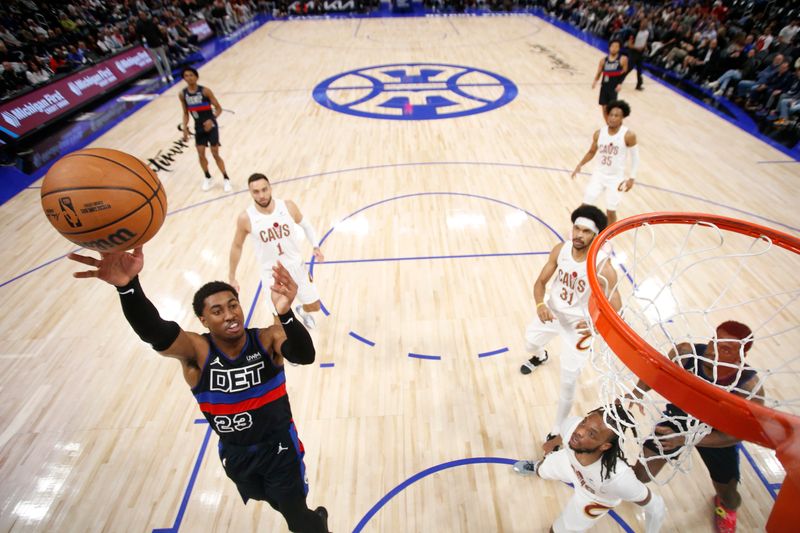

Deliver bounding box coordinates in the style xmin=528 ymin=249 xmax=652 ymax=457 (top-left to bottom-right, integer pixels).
xmin=312 ymin=63 xmax=518 ymax=120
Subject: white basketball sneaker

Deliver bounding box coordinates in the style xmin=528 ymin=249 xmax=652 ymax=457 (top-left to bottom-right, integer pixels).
xmin=295 ymin=305 xmax=316 ymax=330
xmin=202 ymin=177 xmax=212 ymax=191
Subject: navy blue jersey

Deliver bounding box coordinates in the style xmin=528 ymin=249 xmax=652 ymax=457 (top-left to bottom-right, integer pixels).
xmin=680 ymin=343 xmax=756 ymax=389
xmin=192 ymin=328 xmax=292 ymax=446
xmin=601 ymin=55 xmax=625 ymax=87
xmin=182 ymin=85 xmax=215 ymax=125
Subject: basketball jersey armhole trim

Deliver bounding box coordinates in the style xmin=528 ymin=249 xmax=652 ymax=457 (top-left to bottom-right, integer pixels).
xmin=190 ymin=339 xmax=214 ymax=394
xmin=254 ymin=328 xmax=283 ymax=369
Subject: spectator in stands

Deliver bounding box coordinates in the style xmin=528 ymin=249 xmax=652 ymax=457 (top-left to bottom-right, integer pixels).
xmin=135 ymin=11 xmax=173 ymax=84
xmin=48 ymin=48 xmax=70 ymax=74
xmin=211 ymin=0 xmax=234 ymax=36
xmin=1 ymin=60 xmax=27 ymax=98
xmin=684 ymin=38 xmax=720 ymax=83
xmin=778 ymin=19 xmax=799 ymax=46
xmin=772 ymin=66 xmax=800 ymax=126
xmin=627 ymin=18 xmax=650 ymax=91
xmin=750 ymin=61 xmax=793 ymax=111
xmin=58 ymin=11 xmax=78 ymax=34
xmin=66 ymin=44 xmax=86 ymax=68
xmin=707 ymin=48 xmax=759 ymax=97
xmin=25 ymin=59 xmax=51 ymax=85
xmin=0 ymin=25 xmax=22 ymax=48
xmin=735 ymin=54 xmax=785 ymax=100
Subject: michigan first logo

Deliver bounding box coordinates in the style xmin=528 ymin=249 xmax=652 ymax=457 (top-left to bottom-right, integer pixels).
xmin=312 ymin=63 xmax=518 ymax=120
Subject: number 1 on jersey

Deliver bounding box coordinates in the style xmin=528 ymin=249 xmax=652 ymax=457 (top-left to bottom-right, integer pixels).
xmin=277 ymin=242 xmax=284 ymax=255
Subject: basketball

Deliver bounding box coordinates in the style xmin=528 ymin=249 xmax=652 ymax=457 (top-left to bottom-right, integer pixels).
xmin=41 ymin=148 xmax=167 ymax=253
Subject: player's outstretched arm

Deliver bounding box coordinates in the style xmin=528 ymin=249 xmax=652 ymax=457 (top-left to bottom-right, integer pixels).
xmin=286 ymin=200 xmax=324 ymax=262
xmin=266 ymin=261 xmax=315 ymax=365
xmin=179 ymin=94 xmax=190 ymax=142
xmin=228 ymin=211 xmax=251 ymax=293
xmin=592 ymin=57 xmax=604 ymax=88
xmin=572 ymin=130 xmax=600 ymax=179
xmin=622 ymin=130 xmax=638 ymax=192
xmin=533 ymin=244 xmax=563 ymax=323
xmin=68 ymin=247 xmax=198 ymax=362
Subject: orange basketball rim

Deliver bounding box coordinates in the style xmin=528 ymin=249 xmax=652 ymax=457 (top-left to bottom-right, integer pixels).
xmin=586 ymin=212 xmax=800 ymax=531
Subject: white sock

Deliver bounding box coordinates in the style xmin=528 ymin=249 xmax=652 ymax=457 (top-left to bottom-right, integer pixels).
xmin=554 ymin=368 xmax=579 ymax=432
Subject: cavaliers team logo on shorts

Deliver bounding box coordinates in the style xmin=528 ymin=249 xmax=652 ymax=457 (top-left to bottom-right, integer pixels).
xmin=312 ymin=63 xmax=518 ymax=120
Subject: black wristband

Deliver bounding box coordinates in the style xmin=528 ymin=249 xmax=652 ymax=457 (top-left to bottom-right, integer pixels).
xmin=276 ymin=308 xmax=295 ymax=325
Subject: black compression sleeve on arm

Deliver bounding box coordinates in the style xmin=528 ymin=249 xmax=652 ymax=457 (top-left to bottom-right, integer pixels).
xmin=277 ymin=309 xmax=315 ymax=365
xmin=116 ymin=276 xmax=181 ymax=351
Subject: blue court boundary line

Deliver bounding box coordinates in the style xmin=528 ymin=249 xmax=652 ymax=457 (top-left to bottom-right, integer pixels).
xmin=739 ymin=443 xmax=780 ymax=500
xmin=352 ymin=457 xmax=634 ymax=532
xmin=408 ymin=352 xmax=441 ymax=361
xmin=320 ymin=362 xmax=335 ymax=368
xmin=349 ymin=331 xmax=376 ymax=346
xmin=151 ymin=278 xmax=263 ymax=532
xmin=478 ymin=347 xmax=509 ymax=358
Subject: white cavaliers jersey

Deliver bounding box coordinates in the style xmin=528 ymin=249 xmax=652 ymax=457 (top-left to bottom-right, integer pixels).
xmin=595 ymin=125 xmax=628 ymax=177
xmin=548 ymin=242 xmax=590 ymax=319
xmin=247 ymin=199 xmax=302 ymax=277
xmin=560 ymin=416 xmax=648 ymax=506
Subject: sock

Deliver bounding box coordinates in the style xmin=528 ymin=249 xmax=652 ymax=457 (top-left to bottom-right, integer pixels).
xmin=554 ymin=368 xmax=580 ymax=433
xmin=204 ymin=171 xmax=211 ymax=178
xmin=223 ymin=174 xmax=230 ymax=180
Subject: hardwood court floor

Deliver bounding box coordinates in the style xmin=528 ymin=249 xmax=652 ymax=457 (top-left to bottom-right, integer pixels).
xmin=0 ymin=14 xmax=796 ymax=533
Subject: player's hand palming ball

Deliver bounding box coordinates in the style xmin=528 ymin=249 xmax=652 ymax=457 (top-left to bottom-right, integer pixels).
xmin=41 ymin=148 xmax=167 ymax=253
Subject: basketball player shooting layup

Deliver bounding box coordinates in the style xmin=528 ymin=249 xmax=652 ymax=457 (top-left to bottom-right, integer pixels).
xmin=571 ymin=100 xmax=639 ymax=225
xmin=513 ymin=406 xmax=666 ymax=533
xmin=179 ymin=66 xmax=232 ymax=192
xmin=519 ymin=205 xmax=621 ymax=447
xmin=67 ymin=247 xmax=330 ymax=533
xmin=627 ymin=321 xmax=763 ymax=533
xmin=229 ymin=173 xmax=325 ymax=329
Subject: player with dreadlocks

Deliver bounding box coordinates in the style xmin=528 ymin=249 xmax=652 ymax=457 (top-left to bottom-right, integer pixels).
xmin=513 ymin=405 xmax=665 ymax=532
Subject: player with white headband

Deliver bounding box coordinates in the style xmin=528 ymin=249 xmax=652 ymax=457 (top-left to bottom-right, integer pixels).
xmin=519 ymin=205 xmax=621 ymax=447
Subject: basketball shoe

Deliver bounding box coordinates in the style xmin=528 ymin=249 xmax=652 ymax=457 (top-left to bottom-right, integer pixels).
xmin=295 ymin=305 xmax=316 ymax=329
xmin=520 ymin=351 xmax=548 ymax=375
xmin=313 ymin=506 xmax=330 ymax=533
xmin=713 ymin=495 xmax=737 ymax=533
xmin=202 ymin=177 xmax=212 ymax=191
xmin=512 ymin=459 xmax=540 ymax=477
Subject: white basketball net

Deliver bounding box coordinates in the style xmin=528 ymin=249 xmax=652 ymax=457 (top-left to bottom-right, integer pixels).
xmin=589 ymin=219 xmax=800 ymax=484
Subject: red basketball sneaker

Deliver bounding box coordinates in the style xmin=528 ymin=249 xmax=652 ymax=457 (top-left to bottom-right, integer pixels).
xmin=713 ymin=495 xmax=737 ymax=533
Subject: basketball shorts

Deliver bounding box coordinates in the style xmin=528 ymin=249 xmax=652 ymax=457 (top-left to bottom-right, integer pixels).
xmin=262 ymin=260 xmax=320 ymax=308
xmin=218 ymin=422 xmax=309 ymax=506
xmin=643 ymin=404 xmax=740 ymax=484
xmin=598 ymin=83 xmax=620 ymax=106
xmin=195 ymin=121 xmax=220 ymax=146
xmin=524 ymin=309 xmax=591 ymax=373
xmin=538 ymin=450 xmax=618 ymax=532
xmin=583 ymin=172 xmax=626 ymax=210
